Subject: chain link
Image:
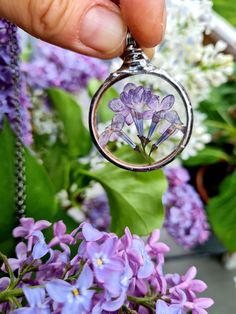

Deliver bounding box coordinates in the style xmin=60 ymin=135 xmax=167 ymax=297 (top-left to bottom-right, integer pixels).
xmin=7 ymin=21 xmax=26 ymax=219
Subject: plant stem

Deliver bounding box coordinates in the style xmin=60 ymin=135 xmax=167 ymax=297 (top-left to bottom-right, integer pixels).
xmin=0 ymin=252 xmax=14 ymax=284
xmin=0 ymin=289 xmax=23 ymax=302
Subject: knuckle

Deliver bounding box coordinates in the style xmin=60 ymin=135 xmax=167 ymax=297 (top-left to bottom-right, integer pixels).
xmin=28 ymin=0 xmax=72 ymax=39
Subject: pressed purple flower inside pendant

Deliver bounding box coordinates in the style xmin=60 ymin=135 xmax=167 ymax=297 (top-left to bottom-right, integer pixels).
xmin=89 ymin=35 xmax=193 ymax=172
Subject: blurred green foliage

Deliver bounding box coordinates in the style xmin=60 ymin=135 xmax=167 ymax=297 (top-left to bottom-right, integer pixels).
xmin=213 ymin=0 xmax=236 ymax=26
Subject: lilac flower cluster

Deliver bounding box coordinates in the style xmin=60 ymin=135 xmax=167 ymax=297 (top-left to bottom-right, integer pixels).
xmin=0 ymin=217 xmax=213 ymax=313
xmin=83 ymin=194 xmax=111 ymax=231
xmin=163 ymin=167 xmax=210 ymax=249
xmin=0 ymin=19 xmax=32 ymax=144
xmin=99 ymin=83 xmax=186 ymax=161
xmin=22 ymin=41 xmax=108 ymax=93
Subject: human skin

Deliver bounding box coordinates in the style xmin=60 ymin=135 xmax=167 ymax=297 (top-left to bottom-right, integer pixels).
xmin=0 ymin=0 xmax=166 ymax=59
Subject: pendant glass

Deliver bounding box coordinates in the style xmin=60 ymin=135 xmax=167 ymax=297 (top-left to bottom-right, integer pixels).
xmin=89 ymin=35 xmax=193 ymax=172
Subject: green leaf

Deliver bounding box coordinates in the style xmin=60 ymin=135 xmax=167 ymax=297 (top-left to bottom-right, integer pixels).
xmin=184 ymin=147 xmax=230 ymax=166
xmin=47 ymin=88 xmax=92 ymax=157
xmin=0 ymin=120 xmax=16 ymax=251
xmin=79 ymin=148 xmax=167 ymax=236
xmin=25 ymin=149 xmax=57 ymax=220
xmin=88 ymin=79 xmax=119 ymax=122
xmin=42 ymin=143 xmax=71 ymax=192
xmin=0 ymin=120 xmax=57 ymax=253
xmin=207 ymin=170 xmax=236 ymax=251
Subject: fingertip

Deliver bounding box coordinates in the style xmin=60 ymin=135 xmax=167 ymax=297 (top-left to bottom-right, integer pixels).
xmin=120 ymin=0 xmax=166 ymax=48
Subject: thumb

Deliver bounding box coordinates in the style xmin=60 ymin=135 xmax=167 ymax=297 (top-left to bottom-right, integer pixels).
xmin=0 ymin=0 xmax=127 ymax=59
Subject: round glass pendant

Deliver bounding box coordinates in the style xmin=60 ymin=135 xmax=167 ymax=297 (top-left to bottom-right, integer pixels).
xmin=89 ymin=35 xmax=193 ymax=172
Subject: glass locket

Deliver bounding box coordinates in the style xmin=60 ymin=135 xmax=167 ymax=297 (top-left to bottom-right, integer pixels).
xmin=89 ymin=34 xmax=193 ymax=172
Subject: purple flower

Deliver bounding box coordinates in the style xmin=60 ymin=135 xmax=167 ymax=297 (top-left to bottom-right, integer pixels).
xmin=109 ymin=83 xmax=159 ymax=137
xmin=83 ymin=194 xmax=111 ymax=231
xmin=0 ymin=19 xmax=32 ymax=144
xmin=163 ymin=167 xmax=210 ymax=249
xmin=32 ymin=231 xmax=49 ymax=259
xmin=99 ymin=114 xmax=124 ymax=147
xmin=150 ymin=111 xmax=185 ymax=154
xmin=122 ymin=227 xmax=154 ymax=279
xmin=13 ymin=217 xmax=51 ymax=251
xmin=164 ymin=167 xmax=190 ymax=187
xmin=22 ymin=40 xmax=108 ymax=93
xmin=87 ymin=237 xmax=124 ymax=290
xmin=2 ymin=242 xmax=27 ymax=272
xmin=46 ymin=264 xmax=94 ymax=314
xmin=147 ymin=95 xmax=175 ymax=140
xmin=48 ymin=221 xmax=74 ymax=248
xmin=156 ymin=299 xmax=183 ymax=314
xmin=12 ymin=286 xmax=50 ymax=314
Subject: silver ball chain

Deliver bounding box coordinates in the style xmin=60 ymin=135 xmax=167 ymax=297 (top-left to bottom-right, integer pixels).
xmin=7 ymin=21 xmax=26 ymax=219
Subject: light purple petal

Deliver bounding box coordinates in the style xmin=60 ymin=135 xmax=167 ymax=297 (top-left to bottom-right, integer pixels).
xmin=32 ymin=241 xmax=49 ymax=259
xmin=125 ymin=113 xmax=133 ymax=125
xmin=76 ymin=264 xmax=93 ymax=290
xmin=164 ymin=111 xmax=181 ymax=125
xmin=99 ymin=131 xmax=111 ymax=147
xmin=182 ymin=266 xmax=197 ymax=282
xmin=143 ymin=110 xmax=155 ymax=120
xmin=101 ymin=237 xmax=117 ymax=256
xmin=123 ymin=83 xmax=136 ymax=93
xmin=6 ymin=258 xmax=21 ymax=272
xmin=148 ymin=95 xmax=159 ymax=110
xmin=34 ymin=220 xmax=51 ymax=231
xmin=62 ymin=302 xmax=82 ymax=314
xmin=138 ymin=260 xmax=154 ymax=279
xmin=0 ymin=277 xmax=10 ymax=291
xmin=108 ymin=98 xmax=126 ymax=112
xmin=87 ymin=242 xmax=100 ymax=260
xmin=156 ymin=300 xmax=170 ymax=313
xmin=102 ymin=291 xmax=126 ymax=311
xmin=53 ymin=220 xmax=66 ymax=237
xmin=20 ymin=218 xmax=34 ymax=229
xmin=15 ymin=242 xmax=27 ymax=260
xmin=46 ymin=279 xmax=71 ymax=302
xmin=23 ymin=286 xmax=45 ymax=307
xmin=111 ymin=114 xmax=124 ymax=130
xmin=194 ymin=298 xmax=214 ymax=309
xmin=189 ymin=280 xmax=207 ymax=293
xmin=13 ymin=226 xmax=28 ymax=238
xmin=12 ymin=308 xmax=34 ymax=314
xmin=160 ymin=95 xmax=175 ymax=111
xmin=82 ymin=223 xmax=104 ymax=241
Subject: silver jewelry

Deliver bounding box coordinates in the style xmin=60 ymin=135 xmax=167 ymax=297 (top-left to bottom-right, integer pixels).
xmin=89 ymin=34 xmax=193 ymax=172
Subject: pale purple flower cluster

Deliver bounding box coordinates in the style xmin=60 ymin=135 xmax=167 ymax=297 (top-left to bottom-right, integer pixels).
xmin=0 ymin=19 xmax=32 ymax=144
xmin=83 ymin=194 xmax=111 ymax=231
xmin=0 ymin=217 xmax=214 ymax=313
xmin=99 ymin=83 xmax=186 ymax=160
xmin=163 ymin=167 xmax=210 ymax=249
xmin=21 ymin=41 xmax=108 ymax=92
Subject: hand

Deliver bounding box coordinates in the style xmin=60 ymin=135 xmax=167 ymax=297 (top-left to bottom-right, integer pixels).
xmin=0 ymin=0 xmax=166 ymax=59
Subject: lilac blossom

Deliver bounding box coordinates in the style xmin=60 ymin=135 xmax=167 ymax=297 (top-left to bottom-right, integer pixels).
xmin=0 ymin=218 xmax=214 ymax=313
xmin=163 ymin=167 xmax=210 ymax=249
xmin=83 ymin=194 xmax=111 ymax=231
xmin=147 ymin=95 xmax=175 ymax=140
xmin=13 ymin=286 xmax=50 ymax=314
xmin=22 ymin=40 xmax=108 ymax=93
xmin=46 ymin=265 xmax=94 ymax=314
xmin=103 ymin=83 xmax=186 ymax=160
xmin=0 ymin=19 xmax=32 ymax=144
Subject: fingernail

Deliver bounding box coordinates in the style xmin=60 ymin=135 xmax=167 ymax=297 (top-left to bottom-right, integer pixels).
xmin=80 ymin=5 xmax=126 ymax=53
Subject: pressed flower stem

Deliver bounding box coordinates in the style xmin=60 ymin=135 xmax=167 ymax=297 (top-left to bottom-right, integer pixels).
xmin=122 ymin=304 xmax=138 ymax=313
